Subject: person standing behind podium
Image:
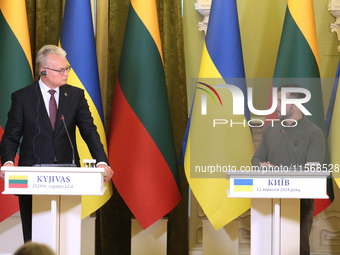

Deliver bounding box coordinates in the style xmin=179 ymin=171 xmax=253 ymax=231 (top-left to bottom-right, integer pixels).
xmin=0 ymin=45 xmax=113 ymax=243
xmin=252 ymin=84 xmax=325 ymax=255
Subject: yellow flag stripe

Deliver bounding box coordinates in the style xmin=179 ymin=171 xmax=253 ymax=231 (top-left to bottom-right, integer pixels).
xmin=234 ymin=186 xmax=253 ymax=192
xmin=288 ymin=0 xmax=319 ymax=68
xmin=184 ymin=132 xmax=251 ymax=230
xmin=9 ymin=175 xmax=27 ymax=180
xmin=0 ymin=0 xmax=33 ymax=75
xmin=131 ymin=0 xmax=163 ymax=62
xmin=328 ymin=80 xmax=340 ymax=185
xmin=198 ymin=43 xmax=222 ymax=78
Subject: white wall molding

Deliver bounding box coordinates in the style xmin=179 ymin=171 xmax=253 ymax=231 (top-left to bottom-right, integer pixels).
xmin=195 ymin=0 xmax=212 ymax=34
xmin=328 ymin=0 xmax=340 ymax=51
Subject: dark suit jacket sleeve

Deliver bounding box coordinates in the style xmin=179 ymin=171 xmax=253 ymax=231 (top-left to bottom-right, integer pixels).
xmin=75 ymin=89 xmax=108 ymax=164
xmin=251 ymin=125 xmax=269 ymax=166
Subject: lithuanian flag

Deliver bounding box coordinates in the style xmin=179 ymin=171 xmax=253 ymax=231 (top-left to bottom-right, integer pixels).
xmin=59 ymin=0 xmax=112 ymax=219
xmin=108 ymin=0 xmax=181 ymax=229
xmin=0 ymin=0 xmax=33 ymax=222
xmin=9 ymin=176 xmax=28 ymax=189
xmin=273 ymin=0 xmax=333 ymax=215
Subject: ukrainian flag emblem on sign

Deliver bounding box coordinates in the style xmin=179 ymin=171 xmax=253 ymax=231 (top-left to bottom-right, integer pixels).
xmin=234 ymin=179 xmax=253 ymax=192
xmin=9 ymin=176 xmax=28 ymax=188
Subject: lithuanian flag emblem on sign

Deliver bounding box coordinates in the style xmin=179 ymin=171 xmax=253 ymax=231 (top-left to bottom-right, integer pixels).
xmin=9 ymin=176 xmax=28 ymax=188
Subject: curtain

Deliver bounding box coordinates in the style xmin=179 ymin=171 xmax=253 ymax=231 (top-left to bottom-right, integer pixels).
xmin=25 ymin=0 xmax=188 ymax=254
xmin=26 ymin=0 xmax=64 ymax=78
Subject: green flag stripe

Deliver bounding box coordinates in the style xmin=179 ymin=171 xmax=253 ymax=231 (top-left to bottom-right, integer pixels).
xmin=117 ymin=6 xmax=180 ymax=188
xmin=0 ymin=11 xmax=33 ymax=127
xmin=273 ymin=8 xmax=324 ymax=127
xmin=9 ymin=180 xmax=27 ymax=184
xmin=274 ymin=8 xmax=319 ymax=79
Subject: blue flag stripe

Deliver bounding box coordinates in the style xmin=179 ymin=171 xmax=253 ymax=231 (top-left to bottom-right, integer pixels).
xmin=234 ymin=179 xmax=253 ymax=186
xmin=205 ymin=0 xmax=250 ymax=122
xmin=59 ymin=0 xmax=104 ymax=122
xmin=205 ymin=0 xmax=245 ymax=79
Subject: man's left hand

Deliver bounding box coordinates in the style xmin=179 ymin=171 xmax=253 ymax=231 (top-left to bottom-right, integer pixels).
xmin=97 ymin=164 xmax=113 ymax=184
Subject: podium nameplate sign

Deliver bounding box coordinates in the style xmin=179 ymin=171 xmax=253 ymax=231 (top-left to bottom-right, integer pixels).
xmin=1 ymin=166 xmax=107 ymax=255
xmin=2 ymin=166 xmax=106 ymax=196
xmin=227 ymin=170 xmax=330 ymax=199
xmin=226 ymin=169 xmax=330 ymax=255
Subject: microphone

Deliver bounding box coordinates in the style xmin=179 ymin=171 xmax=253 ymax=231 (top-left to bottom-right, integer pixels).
xmin=281 ymin=129 xmax=300 ymax=168
xmin=60 ymin=115 xmax=75 ymax=165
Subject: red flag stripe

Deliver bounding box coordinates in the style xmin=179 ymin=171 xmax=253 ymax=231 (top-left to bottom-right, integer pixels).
xmin=108 ymin=81 xmax=181 ymax=228
xmin=0 ymin=126 xmax=19 ymax=222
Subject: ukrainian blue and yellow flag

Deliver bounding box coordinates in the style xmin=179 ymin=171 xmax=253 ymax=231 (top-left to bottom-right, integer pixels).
xmin=60 ymin=0 xmax=112 ymax=218
xmin=183 ymin=0 xmax=254 ymax=230
xmin=234 ymin=179 xmax=253 ymax=192
xmin=327 ymin=58 xmax=340 ymax=187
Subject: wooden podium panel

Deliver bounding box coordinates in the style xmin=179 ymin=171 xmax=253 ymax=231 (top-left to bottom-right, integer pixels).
xmin=226 ymin=169 xmax=330 ymax=255
xmin=2 ymin=166 xmax=106 ymax=255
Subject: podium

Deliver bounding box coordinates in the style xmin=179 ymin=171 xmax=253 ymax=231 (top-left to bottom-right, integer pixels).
xmin=226 ymin=169 xmax=330 ymax=255
xmin=2 ymin=166 xmax=106 ymax=255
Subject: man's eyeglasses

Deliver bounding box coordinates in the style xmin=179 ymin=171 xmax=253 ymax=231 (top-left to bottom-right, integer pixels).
xmin=44 ymin=65 xmax=72 ymax=75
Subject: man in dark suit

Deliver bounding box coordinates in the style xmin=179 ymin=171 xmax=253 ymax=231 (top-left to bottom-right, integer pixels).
xmin=0 ymin=45 xmax=113 ymax=242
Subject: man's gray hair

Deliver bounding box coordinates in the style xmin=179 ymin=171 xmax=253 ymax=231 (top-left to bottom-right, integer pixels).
xmin=36 ymin=45 xmax=67 ymax=70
